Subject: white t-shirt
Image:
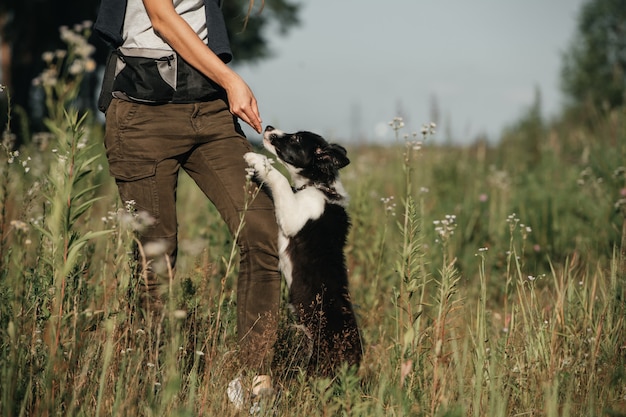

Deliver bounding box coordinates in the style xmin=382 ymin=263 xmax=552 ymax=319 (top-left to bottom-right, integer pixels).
xmin=122 ymin=0 xmax=208 ymax=49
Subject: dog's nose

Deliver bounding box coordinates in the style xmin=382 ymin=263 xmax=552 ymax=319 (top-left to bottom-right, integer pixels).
xmin=265 ymin=125 xmax=275 ymax=132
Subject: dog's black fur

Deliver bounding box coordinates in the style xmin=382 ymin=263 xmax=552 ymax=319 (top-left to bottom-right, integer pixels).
xmin=245 ymin=126 xmax=362 ymax=377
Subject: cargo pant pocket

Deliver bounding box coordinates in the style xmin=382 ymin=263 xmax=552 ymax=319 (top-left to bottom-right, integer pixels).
xmin=108 ymin=159 xmax=160 ymax=221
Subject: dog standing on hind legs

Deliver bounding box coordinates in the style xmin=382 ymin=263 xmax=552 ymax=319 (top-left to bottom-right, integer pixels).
xmin=244 ymin=126 xmax=363 ymax=377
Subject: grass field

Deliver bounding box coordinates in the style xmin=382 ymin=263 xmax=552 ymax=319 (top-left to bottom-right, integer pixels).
xmin=0 ymin=29 xmax=625 ymax=417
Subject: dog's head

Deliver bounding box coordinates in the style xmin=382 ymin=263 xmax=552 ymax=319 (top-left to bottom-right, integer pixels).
xmin=262 ymin=126 xmax=350 ymax=183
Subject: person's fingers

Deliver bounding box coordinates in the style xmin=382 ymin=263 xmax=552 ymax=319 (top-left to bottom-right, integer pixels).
xmin=232 ymin=100 xmax=262 ymax=133
xmin=247 ymin=100 xmax=262 ymax=133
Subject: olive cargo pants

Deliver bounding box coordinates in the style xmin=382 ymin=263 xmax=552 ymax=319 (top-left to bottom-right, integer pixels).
xmin=104 ymin=97 xmax=281 ymax=368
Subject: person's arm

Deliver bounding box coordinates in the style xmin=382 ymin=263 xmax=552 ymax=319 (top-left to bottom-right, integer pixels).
xmin=142 ymin=0 xmax=262 ymax=133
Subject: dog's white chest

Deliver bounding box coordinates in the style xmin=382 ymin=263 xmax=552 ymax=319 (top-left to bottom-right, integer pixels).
xmin=274 ymin=188 xmax=325 ymax=237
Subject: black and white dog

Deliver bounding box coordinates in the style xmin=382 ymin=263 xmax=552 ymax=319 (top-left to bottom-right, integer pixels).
xmin=244 ymin=126 xmax=362 ymax=377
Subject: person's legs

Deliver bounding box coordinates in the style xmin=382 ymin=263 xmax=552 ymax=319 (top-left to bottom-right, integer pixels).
xmin=104 ymin=99 xmax=193 ymax=313
xmin=182 ymin=100 xmax=281 ymax=372
xmin=104 ymin=98 xmax=281 ymax=373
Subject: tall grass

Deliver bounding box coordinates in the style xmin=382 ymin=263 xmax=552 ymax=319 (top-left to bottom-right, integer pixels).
xmin=0 ymin=28 xmax=625 ymax=416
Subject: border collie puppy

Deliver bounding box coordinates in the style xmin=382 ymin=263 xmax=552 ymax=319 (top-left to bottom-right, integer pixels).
xmin=244 ymin=126 xmax=362 ymax=377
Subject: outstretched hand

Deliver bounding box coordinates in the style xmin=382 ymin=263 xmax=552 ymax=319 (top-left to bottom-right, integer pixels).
xmin=224 ymin=75 xmax=262 ymax=133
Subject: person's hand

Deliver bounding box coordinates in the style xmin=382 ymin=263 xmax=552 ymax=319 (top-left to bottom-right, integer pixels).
xmin=223 ymin=74 xmax=262 ymax=133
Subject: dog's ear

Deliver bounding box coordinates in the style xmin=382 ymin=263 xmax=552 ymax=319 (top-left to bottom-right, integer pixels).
xmin=316 ymin=144 xmax=350 ymax=169
xmin=329 ymin=144 xmax=350 ymax=169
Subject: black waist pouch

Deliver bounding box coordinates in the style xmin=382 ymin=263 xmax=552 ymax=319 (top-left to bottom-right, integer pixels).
xmin=102 ymin=47 xmax=223 ymax=109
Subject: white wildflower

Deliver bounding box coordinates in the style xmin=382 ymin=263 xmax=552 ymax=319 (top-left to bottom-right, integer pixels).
xmin=144 ymin=240 xmax=168 ymax=257
xmin=434 ymin=214 xmax=457 ymax=242
xmin=389 ymin=117 xmax=404 ymax=131
xmin=124 ymin=200 xmax=136 ymax=213
xmin=134 ymin=210 xmax=156 ymax=229
xmin=173 ymin=310 xmax=187 ymax=319
xmin=42 ymin=51 xmax=55 ymax=64
xmin=68 ymin=60 xmax=84 ymax=76
xmin=10 ymin=220 xmax=29 ymax=232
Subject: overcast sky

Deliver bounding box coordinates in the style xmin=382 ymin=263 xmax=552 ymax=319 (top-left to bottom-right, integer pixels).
xmin=237 ymin=0 xmax=587 ymax=144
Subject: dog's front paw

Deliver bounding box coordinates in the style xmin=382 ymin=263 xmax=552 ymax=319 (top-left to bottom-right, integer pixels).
xmin=244 ymin=152 xmax=273 ymax=180
xmin=244 ymin=152 xmax=266 ymax=167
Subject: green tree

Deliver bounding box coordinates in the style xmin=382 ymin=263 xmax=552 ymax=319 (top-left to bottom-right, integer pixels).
xmin=224 ymin=0 xmax=301 ymax=64
xmin=561 ymin=0 xmax=626 ymax=112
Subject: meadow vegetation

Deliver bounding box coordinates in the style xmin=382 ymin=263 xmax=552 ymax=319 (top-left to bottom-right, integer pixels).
xmin=0 ymin=26 xmax=624 ymax=417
